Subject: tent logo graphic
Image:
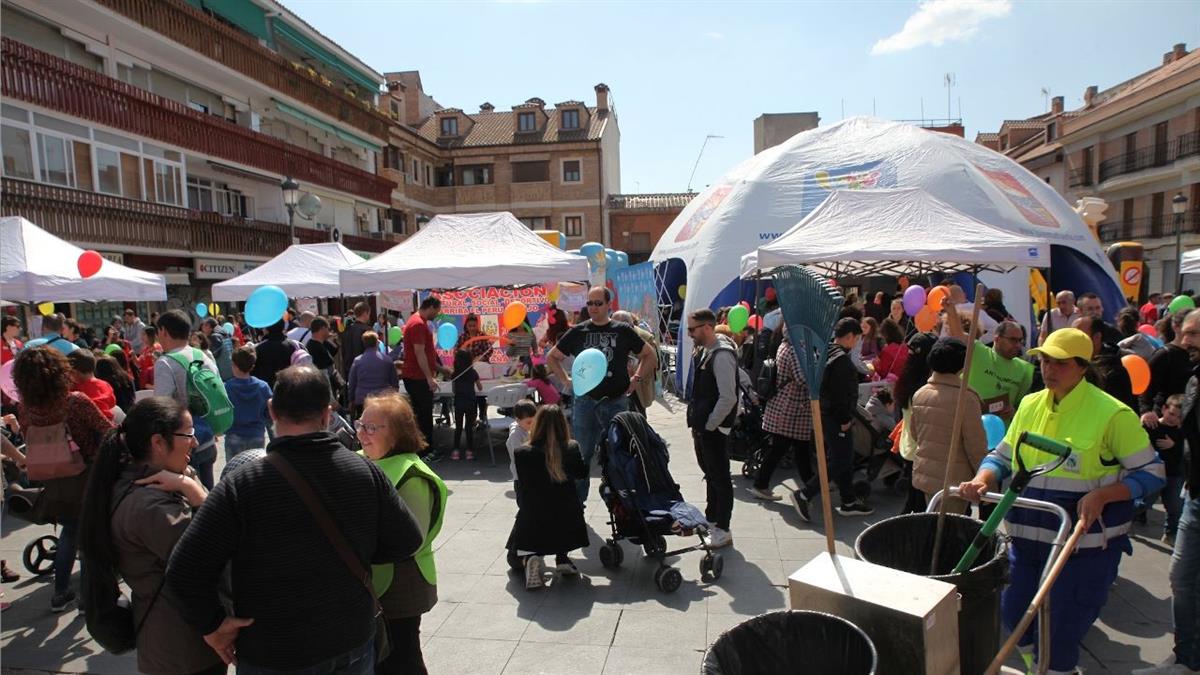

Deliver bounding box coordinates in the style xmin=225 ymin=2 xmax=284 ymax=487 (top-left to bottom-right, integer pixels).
xmin=800 ymin=160 xmax=894 ymax=215
xmin=975 ymin=166 xmax=1059 ymax=229
xmin=1027 ymin=247 xmax=1039 ymax=258
xmin=674 ymin=185 xmax=732 ymax=243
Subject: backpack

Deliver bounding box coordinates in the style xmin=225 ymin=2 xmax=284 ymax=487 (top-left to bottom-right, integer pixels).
xmin=24 ymin=421 xmax=85 ymax=481
xmin=167 ymin=349 xmax=234 ymax=435
xmin=288 ymin=339 xmax=313 ymax=367
xmin=755 ymin=357 xmax=779 ymax=402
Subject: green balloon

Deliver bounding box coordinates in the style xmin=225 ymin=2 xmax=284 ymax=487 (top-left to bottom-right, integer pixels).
xmin=1169 ymin=295 xmax=1196 ymax=313
xmin=387 ymin=325 xmax=403 ymax=345
xmin=104 ymin=343 xmax=122 ymax=355
xmin=728 ymin=305 xmax=750 ymax=333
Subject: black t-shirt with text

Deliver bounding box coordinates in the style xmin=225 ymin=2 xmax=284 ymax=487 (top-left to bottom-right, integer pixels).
xmin=555 ymin=320 xmax=646 ymax=400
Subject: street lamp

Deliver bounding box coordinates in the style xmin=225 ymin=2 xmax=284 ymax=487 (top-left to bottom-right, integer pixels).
xmin=281 ymin=176 xmax=300 ymax=244
xmin=1173 ymin=192 xmax=1188 ymax=294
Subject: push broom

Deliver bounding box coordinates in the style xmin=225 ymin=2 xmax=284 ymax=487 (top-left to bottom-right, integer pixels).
xmin=773 ymin=265 xmax=848 ymax=554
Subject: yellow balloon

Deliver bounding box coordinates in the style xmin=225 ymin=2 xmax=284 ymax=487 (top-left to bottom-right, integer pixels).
xmin=209 ymin=303 xmax=220 ymax=316
xmin=37 ymin=301 xmax=54 ymax=316
xmin=677 ymin=285 xmax=687 ymax=299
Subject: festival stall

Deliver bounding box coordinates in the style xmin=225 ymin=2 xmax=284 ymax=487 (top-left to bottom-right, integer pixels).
xmin=212 ymin=242 xmax=364 ymax=301
xmin=0 ymin=216 xmax=167 ymax=302
xmin=1183 ymin=248 xmax=1200 ymax=276
xmin=651 ymin=116 xmax=1122 ymax=385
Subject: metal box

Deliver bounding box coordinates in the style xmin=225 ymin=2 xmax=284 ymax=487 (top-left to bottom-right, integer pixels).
xmin=788 ymin=552 xmax=959 ymax=675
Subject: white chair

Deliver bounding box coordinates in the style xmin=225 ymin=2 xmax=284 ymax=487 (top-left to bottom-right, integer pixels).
xmin=134 ymin=389 xmax=155 ymax=403
xmin=483 ymin=383 xmax=530 ymax=467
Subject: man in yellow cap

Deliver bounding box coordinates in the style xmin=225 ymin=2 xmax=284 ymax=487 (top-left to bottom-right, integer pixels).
xmin=961 ymin=327 xmax=1165 ymax=675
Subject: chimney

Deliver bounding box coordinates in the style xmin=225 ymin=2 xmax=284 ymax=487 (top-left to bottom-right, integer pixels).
xmin=1165 ymin=51 xmax=1176 ymax=65
xmin=1175 ymin=43 xmax=1188 ymax=60
xmin=479 ymin=102 xmax=494 ymax=113
xmin=525 ymin=97 xmax=545 ymax=109
xmin=1083 ymin=85 xmax=1098 ymax=108
xmin=594 ymin=83 xmax=609 ymax=113
xmin=1051 ymin=96 xmax=1064 ymax=115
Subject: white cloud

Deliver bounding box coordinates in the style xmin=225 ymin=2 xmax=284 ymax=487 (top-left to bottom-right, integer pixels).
xmin=871 ymin=0 xmax=1011 ymax=55
xmin=703 ymin=31 xmax=725 ymax=40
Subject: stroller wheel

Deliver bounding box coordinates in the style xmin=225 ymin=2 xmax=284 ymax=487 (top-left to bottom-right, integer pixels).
xmin=599 ymin=542 xmax=624 ymax=569
xmin=23 ymin=535 xmax=57 ymax=576
xmin=654 ymin=566 xmax=683 ymax=593
xmin=506 ymin=548 xmax=523 ymax=573
xmin=740 ymin=461 xmax=755 ymax=478
xmin=853 ymin=480 xmax=872 ymax=500
xmin=700 ymin=553 xmax=724 ymax=583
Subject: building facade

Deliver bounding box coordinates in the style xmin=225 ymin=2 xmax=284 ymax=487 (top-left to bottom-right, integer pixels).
xmin=607 ymin=193 xmax=695 ymax=264
xmin=976 ymin=43 xmax=1200 ymax=294
xmin=0 ymin=0 xmax=397 ymax=321
xmin=753 ymin=112 xmax=819 ymax=154
xmin=378 ymin=75 xmax=621 ymax=247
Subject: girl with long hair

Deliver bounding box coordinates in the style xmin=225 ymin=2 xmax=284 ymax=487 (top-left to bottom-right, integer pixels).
xmin=96 ymin=354 xmax=136 ymax=414
xmin=891 ymin=331 xmax=938 ymax=514
xmin=505 ymin=405 xmax=588 ymax=589
xmin=78 ymin=397 xmax=221 ymax=674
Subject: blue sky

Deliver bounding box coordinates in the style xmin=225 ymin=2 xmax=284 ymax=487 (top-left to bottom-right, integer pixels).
xmin=284 ymin=0 xmax=1199 ymax=194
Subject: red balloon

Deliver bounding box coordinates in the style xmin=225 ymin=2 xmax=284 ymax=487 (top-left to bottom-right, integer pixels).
xmin=747 ymin=316 xmax=763 ymax=330
xmin=77 ymin=250 xmax=103 ymax=278
xmin=1137 ymin=324 xmax=1158 ymax=338
xmin=764 ymin=287 xmax=777 ymax=301
xmin=739 ymin=301 xmax=751 ymax=310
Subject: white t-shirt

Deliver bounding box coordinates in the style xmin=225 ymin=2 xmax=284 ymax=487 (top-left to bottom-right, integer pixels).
xmin=506 ymin=422 xmax=529 ymax=482
xmin=286 ymin=326 xmax=312 ymax=344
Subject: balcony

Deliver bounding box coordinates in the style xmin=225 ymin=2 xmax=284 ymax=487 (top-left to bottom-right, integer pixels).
xmin=1098 ymin=211 xmax=1200 ymax=243
xmin=1098 ymin=131 xmax=1200 ymax=183
xmin=92 ymin=0 xmax=390 ymax=141
xmin=1068 ymin=167 xmax=1093 ymax=188
xmin=1 ymin=38 xmax=393 ymax=204
xmin=295 ymin=227 xmax=394 ymax=254
xmin=0 ymin=177 xmax=393 ymax=257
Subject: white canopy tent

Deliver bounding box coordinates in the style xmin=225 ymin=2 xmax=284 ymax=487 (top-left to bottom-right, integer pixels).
xmin=0 ymin=216 xmax=167 ymax=302
xmin=212 ymin=242 xmax=363 ymax=301
xmin=339 ymin=212 xmax=590 ymax=293
xmin=1182 ymin=249 xmax=1200 ymax=276
xmin=741 ymin=188 xmax=1050 ymax=278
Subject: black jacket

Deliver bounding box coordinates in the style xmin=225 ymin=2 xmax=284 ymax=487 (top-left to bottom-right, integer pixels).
xmin=507 ymin=441 xmax=589 ymax=555
xmin=252 ymin=333 xmax=296 ymax=389
xmin=821 ymin=344 xmax=859 ymax=426
xmin=1141 ymin=344 xmax=1195 ymax=415
xmin=166 ymin=432 xmax=421 ymax=670
xmin=341 ymin=320 xmax=371 ymax=374
xmin=687 ymin=337 xmax=738 ymax=431
xmin=1093 ymin=344 xmax=1137 ymax=411
xmin=1182 ymin=366 xmax=1200 ymax=497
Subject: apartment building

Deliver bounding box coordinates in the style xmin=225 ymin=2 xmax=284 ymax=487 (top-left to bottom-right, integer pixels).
xmin=976 ymin=43 xmax=1199 ymax=293
xmin=0 ymin=0 xmax=396 ymax=322
xmin=378 ymin=74 xmax=621 ymax=247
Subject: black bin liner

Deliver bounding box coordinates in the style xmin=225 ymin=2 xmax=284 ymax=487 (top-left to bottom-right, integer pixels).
xmin=701 ymin=610 xmax=877 ymax=674
xmin=854 ymin=513 xmax=1009 ymax=675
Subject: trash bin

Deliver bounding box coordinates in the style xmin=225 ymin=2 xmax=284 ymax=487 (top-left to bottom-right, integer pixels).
xmin=701 ymin=610 xmax=877 ymax=674
xmin=854 ymin=513 xmax=1009 ymax=675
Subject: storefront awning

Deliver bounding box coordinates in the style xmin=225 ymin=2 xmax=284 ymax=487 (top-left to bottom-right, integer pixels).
xmin=272 ymin=99 xmax=382 ymax=152
xmin=269 ymin=17 xmax=381 ymax=93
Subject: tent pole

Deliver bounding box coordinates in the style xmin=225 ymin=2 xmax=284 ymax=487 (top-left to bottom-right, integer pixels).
xmin=754 ymin=271 xmax=763 ymax=367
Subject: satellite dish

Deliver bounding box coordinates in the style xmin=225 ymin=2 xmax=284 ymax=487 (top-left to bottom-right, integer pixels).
xmin=297 ymin=193 xmax=322 ymax=220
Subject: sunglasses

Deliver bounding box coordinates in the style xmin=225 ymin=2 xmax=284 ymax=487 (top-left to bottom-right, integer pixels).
xmin=686 ymin=323 xmax=711 ymax=333
xmin=586 ymin=300 xmax=607 ymax=307
xmin=355 ymin=421 xmax=383 ymax=435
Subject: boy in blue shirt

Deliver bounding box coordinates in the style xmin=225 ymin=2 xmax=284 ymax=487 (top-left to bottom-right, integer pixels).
xmin=223 ymin=345 xmax=272 ymax=460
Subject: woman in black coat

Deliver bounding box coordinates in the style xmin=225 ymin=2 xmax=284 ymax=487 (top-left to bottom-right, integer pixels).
xmin=507 ymin=404 xmax=589 ymax=590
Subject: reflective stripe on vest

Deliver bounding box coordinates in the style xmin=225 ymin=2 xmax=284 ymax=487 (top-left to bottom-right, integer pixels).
xmin=1007 ymin=521 xmax=1131 ymax=549
xmin=367 ymin=453 xmax=448 ymax=591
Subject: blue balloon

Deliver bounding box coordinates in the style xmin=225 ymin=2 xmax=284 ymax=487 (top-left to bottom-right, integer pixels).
xmin=571 ymin=348 xmax=608 ymax=396
xmin=245 ymin=285 xmax=288 ymax=328
xmin=981 ymin=414 xmax=1006 ymax=451
xmin=195 ymin=302 xmax=208 ymax=318
xmin=222 ymin=322 xmax=235 ymax=336
xmin=437 ymin=322 xmax=459 ymax=350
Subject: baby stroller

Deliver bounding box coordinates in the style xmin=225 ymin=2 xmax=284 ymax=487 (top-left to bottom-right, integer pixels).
xmin=597 ymin=411 xmax=723 ymax=593
xmin=3 ymin=431 xmax=62 ymax=576
xmin=729 ymin=384 xmax=774 ymax=480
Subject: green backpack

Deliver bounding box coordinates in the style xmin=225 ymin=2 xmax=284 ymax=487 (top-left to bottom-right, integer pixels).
xmin=167 ymin=349 xmax=234 ymax=436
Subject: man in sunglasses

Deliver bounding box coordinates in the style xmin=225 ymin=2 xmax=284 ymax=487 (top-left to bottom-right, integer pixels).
xmin=547 ymin=286 xmax=654 ymax=503
xmin=684 ymin=309 xmax=739 ymax=548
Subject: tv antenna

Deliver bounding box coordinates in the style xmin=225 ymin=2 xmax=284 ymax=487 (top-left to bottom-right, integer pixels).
xmin=1040 ymin=87 xmax=1051 ymax=111
xmin=687 ymin=134 xmax=723 ymax=193
xmin=944 ymin=73 xmax=956 ymax=120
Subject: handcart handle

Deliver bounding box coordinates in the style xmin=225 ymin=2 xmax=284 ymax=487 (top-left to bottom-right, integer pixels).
xmin=928 ymin=487 xmax=1073 ymax=574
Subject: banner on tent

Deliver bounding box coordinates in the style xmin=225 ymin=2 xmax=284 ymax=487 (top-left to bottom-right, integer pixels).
xmin=423 ymin=286 xmax=552 ymax=365
xmin=378 ymin=290 xmax=410 ymax=313
xmin=557 ymin=283 xmax=587 ymax=312
xmin=612 ymin=263 xmax=659 ymax=337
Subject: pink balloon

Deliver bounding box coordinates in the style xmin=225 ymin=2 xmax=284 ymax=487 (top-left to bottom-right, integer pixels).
xmin=0 ymin=360 xmax=19 ymax=402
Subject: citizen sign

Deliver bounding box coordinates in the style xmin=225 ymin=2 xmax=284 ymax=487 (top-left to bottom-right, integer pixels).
xmin=194 ymin=258 xmax=260 ymax=280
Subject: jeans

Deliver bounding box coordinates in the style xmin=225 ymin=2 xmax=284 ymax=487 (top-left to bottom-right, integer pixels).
xmin=189 ymin=423 xmax=216 ymax=490
xmin=693 ymin=429 xmax=734 ymax=530
xmin=403 ymin=379 xmax=435 ymax=449
xmin=224 ymin=432 xmax=266 ymax=463
xmin=1146 ymin=475 xmax=1187 ymax=539
xmin=378 ymin=616 xmax=426 ymax=675
xmin=54 ymin=516 xmax=78 ymax=594
xmin=572 ymin=394 xmax=629 ymax=503
xmin=755 ymin=434 xmax=813 ymax=490
xmin=237 ymin=639 xmax=374 ymax=675
xmin=803 ymin=414 xmax=856 ymax=505
xmin=1171 ymin=496 xmax=1200 ymax=669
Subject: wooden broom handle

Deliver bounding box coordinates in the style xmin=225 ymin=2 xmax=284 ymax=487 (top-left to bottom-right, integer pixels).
xmin=810 ymin=400 xmax=837 ymax=555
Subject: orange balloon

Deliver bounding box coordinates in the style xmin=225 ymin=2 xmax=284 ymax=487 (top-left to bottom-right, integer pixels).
xmin=914 ymin=305 xmax=938 ymax=332
xmin=1122 ymin=353 xmax=1150 ymax=396
xmin=926 ymin=286 xmax=950 ymax=310
xmin=501 ymin=301 xmax=527 ymax=330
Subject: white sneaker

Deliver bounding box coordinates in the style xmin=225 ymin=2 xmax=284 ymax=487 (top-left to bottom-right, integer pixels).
xmin=704 ymin=527 xmax=733 ymax=549
xmin=1133 ymin=658 xmax=1200 ymax=675
xmin=750 ymin=487 xmax=783 ymax=501
xmin=524 ymin=556 xmax=545 ymax=590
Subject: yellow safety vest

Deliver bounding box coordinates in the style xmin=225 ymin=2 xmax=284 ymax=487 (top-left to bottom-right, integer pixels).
xmin=365 ymin=453 xmax=448 ymax=591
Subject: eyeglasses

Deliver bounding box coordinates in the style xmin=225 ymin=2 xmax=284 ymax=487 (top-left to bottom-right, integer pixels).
xmin=586 ymin=300 xmax=607 ymax=308
xmin=355 ymin=421 xmax=383 ymax=435
xmin=172 ymin=429 xmax=196 ymax=441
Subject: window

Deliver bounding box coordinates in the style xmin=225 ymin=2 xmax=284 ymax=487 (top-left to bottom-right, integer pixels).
xmin=411 ymin=158 xmax=419 ymax=183
xmin=563 ymin=216 xmax=583 ymax=237
xmin=96 ymin=147 xmax=122 ymax=195
xmin=440 ymin=117 xmax=458 ymax=136
xmin=425 ymin=164 xmax=432 ymax=186
xmin=562 ymin=160 xmax=581 ymax=183
xmin=519 ymin=216 xmax=548 ymax=229
xmin=389 ymin=100 xmax=400 ymax=119
xmin=120 ymin=152 xmax=141 ymax=198
xmin=383 ymin=145 xmax=402 ymax=171
xmin=435 ymin=165 xmax=455 ymax=187
xmin=1 ymin=125 xmax=34 ymax=179
xmin=512 ymin=160 xmax=549 ymax=183
xmin=562 ymin=109 xmax=580 ymax=130
xmin=460 ymin=164 xmax=492 ymax=186
xmin=186 ymin=176 xmax=248 ymax=216
xmin=152 ymin=160 xmax=182 ymax=205
xmin=518 ymin=112 xmax=536 ymax=132
xmin=629 ymin=232 xmax=652 ymax=252
xmin=390 ymin=209 xmax=407 ymax=235
xmin=37 ymin=132 xmax=74 ymax=187
xmin=1046 ymin=122 xmax=1056 ymax=141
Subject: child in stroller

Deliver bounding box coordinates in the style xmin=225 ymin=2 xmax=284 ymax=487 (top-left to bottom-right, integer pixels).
xmin=597 ymin=410 xmax=723 ymax=593
xmin=729 ymin=383 xmax=773 ymax=480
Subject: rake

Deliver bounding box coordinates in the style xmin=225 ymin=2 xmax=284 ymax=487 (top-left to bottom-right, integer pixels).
xmin=773 ymin=265 xmax=845 ymax=554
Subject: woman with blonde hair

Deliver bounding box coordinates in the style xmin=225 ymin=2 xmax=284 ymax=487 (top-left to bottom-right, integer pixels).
xmin=505 ymin=405 xmax=588 ymax=589
xmin=356 ymin=391 xmax=447 ymax=675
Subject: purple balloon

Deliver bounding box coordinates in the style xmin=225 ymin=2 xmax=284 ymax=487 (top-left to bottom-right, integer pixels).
xmin=902 ymin=285 xmax=927 ymax=317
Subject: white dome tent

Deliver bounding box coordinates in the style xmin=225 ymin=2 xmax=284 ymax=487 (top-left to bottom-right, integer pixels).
xmin=651 ymin=116 xmax=1121 ymax=386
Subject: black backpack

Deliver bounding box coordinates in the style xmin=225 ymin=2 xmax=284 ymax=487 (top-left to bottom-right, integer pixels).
xmin=755 ymin=357 xmax=779 ymax=402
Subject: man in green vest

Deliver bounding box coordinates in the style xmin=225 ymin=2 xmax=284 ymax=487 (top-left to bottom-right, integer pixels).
xmin=942 ymin=299 xmax=1033 ymax=424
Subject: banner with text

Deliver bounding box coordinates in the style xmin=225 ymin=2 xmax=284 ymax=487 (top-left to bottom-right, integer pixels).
xmin=421 ymin=286 xmax=552 ymax=365
xmin=612 ymin=262 xmax=659 ymax=337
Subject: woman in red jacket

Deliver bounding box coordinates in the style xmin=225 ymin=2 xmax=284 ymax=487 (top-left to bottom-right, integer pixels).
xmin=875 ymin=319 xmax=910 ymax=382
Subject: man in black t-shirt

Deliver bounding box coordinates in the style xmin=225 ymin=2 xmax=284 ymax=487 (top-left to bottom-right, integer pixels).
xmin=548 ymin=286 xmax=655 ymax=503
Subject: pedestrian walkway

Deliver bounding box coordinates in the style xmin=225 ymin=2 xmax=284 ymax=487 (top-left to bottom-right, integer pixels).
xmin=0 ymin=400 xmax=1176 ymax=674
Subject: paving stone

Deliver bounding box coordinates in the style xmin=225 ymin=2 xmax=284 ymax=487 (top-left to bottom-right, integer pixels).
xmin=602 ymin=645 xmax=704 ymax=675
xmin=422 ymin=636 xmax=517 ymax=675
xmin=501 ymin=642 xmax=609 ymax=675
